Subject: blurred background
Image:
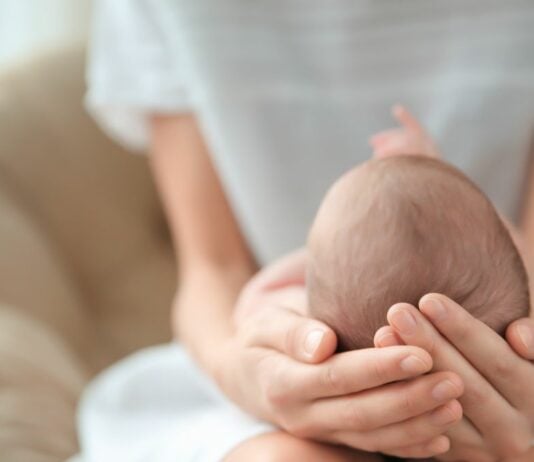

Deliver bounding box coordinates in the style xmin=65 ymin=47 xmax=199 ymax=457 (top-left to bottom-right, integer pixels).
xmin=0 ymin=0 xmax=90 ymax=68
xmin=0 ymin=1 xmax=175 ymax=460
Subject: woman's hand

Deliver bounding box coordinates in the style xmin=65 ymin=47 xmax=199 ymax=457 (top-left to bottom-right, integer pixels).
xmin=376 ymin=294 xmax=534 ymax=461
xmin=214 ymin=252 xmax=465 ymax=459
xmin=369 ymin=107 xmax=534 ymax=459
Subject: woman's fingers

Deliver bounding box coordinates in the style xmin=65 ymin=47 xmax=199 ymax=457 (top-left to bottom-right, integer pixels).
xmin=506 ymin=317 xmax=534 ymax=360
xmin=440 ymin=418 xmax=487 ymax=461
xmin=242 ymin=305 xmax=337 ymax=363
xmin=384 ymin=436 xmax=451 ymax=459
xmin=374 ymin=325 xmax=404 ymax=347
xmin=335 ymin=399 xmax=462 ymax=452
xmin=303 ymin=371 xmax=462 ymax=432
xmin=419 ymin=294 xmax=534 ymax=409
xmin=284 ymin=345 xmax=433 ymax=400
xmin=388 ymin=302 xmax=532 ymax=457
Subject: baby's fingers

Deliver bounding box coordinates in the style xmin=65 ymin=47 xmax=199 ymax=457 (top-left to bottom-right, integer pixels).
xmin=369 ymin=129 xmax=401 ymax=147
xmin=369 ymin=129 xmax=410 ymax=159
xmin=392 ymin=104 xmax=426 ymax=136
xmin=391 ymin=104 xmax=441 ymax=158
xmin=371 ymin=134 xmax=422 ymax=159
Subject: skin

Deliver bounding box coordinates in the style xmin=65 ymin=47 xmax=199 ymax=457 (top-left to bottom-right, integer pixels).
xmin=375 ymin=296 xmax=534 ymax=462
xmin=149 ymin=110 xmax=534 ymax=460
xmin=223 ymin=431 xmax=382 ymax=462
xmin=373 ymin=107 xmax=534 ymax=461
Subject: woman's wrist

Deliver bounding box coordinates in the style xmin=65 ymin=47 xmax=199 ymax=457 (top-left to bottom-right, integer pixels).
xmin=174 ymin=299 xmax=236 ymax=380
xmin=172 ymin=262 xmax=253 ymax=377
xmin=208 ymin=337 xmax=241 ymax=399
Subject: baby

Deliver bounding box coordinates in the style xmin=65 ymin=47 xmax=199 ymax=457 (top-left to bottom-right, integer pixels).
xmin=307 ymin=155 xmax=530 ymax=351
xmin=230 ymin=108 xmax=531 ymax=462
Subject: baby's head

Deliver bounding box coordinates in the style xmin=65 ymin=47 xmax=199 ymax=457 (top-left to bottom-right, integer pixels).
xmin=307 ymin=156 xmax=530 ymax=351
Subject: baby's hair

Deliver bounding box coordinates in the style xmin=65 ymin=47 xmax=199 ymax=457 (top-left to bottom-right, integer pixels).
xmin=307 ymin=156 xmax=530 ymax=351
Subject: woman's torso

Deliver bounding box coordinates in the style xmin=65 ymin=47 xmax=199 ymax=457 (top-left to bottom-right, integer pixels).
xmin=151 ymin=1 xmax=534 ymax=262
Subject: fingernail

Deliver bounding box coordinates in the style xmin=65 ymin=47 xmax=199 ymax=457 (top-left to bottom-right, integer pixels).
xmin=430 ymin=402 xmax=460 ymax=425
xmin=422 ymin=297 xmax=447 ymax=322
xmin=426 ymin=436 xmax=450 ymax=454
xmin=400 ymin=355 xmax=429 ymax=374
xmin=389 ymin=308 xmax=417 ymax=335
xmin=432 ymin=380 xmax=461 ymax=401
xmin=516 ymin=325 xmax=534 ymax=353
xmin=303 ymin=329 xmax=325 ymax=357
xmin=377 ymin=332 xmax=401 ymax=347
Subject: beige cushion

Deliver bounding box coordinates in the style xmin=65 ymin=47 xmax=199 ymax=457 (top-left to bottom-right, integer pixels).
xmin=0 ymin=306 xmax=85 ymax=462
xmin=0 ymin=46 xmax=176 ymax=460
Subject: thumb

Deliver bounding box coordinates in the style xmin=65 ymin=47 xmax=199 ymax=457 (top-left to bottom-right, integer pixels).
xmin=505 ymin=317 xmax=534 ymax=360
xmin=244 ymin=306 xmax=337 ymax=363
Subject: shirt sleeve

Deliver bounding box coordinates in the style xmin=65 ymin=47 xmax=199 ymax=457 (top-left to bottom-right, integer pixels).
xmin=85 ymin=0 xmax=192 ymax=152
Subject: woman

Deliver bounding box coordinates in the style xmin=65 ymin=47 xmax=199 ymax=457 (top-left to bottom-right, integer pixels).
xmin=82 ymin=1 xmax=534 ymax=460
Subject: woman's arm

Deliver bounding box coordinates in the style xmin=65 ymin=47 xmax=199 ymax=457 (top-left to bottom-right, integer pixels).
xmin=148 ymin=114 xmax=462 ymax=459
xmin=149 ymin=114 xmax=256 ymax=371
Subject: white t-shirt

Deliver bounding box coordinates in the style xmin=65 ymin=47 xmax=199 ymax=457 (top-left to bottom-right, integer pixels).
xmin=81 ymin=3 xmax=534 ymax=461
xmin=87 ymin=0 xmax=534 ymax=265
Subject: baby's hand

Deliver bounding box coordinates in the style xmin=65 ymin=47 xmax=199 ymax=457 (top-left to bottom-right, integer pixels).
xmin=370 ymin=105 xmax=441 ymax=159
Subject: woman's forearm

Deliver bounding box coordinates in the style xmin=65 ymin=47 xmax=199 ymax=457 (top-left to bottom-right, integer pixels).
xmin=175 ymin=261 xmax=254 ymax=373
xmin=149 ymin=113 xmax=257 ymax=372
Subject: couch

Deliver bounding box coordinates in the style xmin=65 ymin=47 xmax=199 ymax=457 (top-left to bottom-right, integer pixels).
xmin=0 ymin=46 xmax=176 ymax=461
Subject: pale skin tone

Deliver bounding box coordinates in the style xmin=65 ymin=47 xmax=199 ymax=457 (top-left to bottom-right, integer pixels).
xmin=372 ymin=107 xmax=534 ymax=461
xmin=149 ymin=109 xmax=534 ymax=461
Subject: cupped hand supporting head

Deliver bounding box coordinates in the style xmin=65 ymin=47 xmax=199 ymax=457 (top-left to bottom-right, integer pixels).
xmin=221 ymin=283 xmax=463 ymax=459
xmin=377 ymin=293 xmax=534 ymax=461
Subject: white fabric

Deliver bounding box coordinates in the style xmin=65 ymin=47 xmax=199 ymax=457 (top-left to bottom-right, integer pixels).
xmin=83 ymin=2 xmax=534 ymax=460
xmin=73 ymin=344 xmax=274 ymax=462
xmin=87 ymin=0 xmax=192 ymax=150
xmin=87 ymin=0 xmax=534 ymax=265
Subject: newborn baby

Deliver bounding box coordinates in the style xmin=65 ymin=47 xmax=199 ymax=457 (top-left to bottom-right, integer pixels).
xmin=307 ymin=155 xmax=530 ymax=351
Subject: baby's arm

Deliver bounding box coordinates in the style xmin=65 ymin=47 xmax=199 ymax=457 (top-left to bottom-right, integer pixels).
xmin=370 ymin=105 xmax=441 ymax=159
xmin=224 ymin=431 xmax=384 ymax=462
